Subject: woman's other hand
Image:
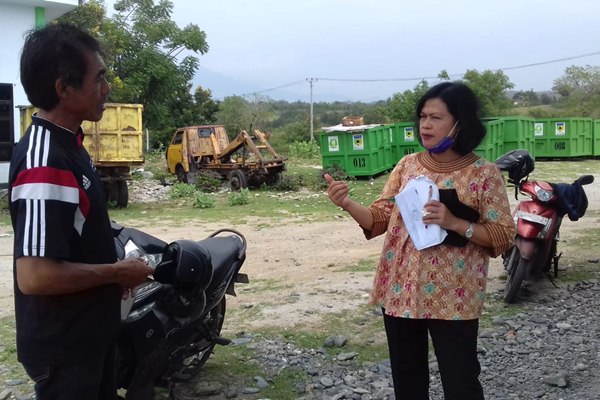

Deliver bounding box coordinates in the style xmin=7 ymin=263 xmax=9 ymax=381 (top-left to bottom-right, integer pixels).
xmin=422 ymin=199 xmax=459 ymax=231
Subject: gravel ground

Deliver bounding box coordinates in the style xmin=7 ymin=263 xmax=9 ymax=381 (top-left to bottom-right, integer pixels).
xmin=174 ymin=277 xmax=600 ymax=400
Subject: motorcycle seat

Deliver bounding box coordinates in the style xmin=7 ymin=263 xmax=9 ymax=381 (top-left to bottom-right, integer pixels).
xmin=198 ymin=236 xmax=244 ymax=293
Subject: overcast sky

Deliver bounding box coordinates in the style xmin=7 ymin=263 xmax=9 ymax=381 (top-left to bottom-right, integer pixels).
xmin=104 ymin=0 xmax=600 ymax=102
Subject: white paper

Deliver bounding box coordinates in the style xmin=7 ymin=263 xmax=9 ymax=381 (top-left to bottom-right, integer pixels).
xmin=121 ymin=295 xmax=134 ymax=320
xmin=395 ymin=176 xmax=447 ymax=250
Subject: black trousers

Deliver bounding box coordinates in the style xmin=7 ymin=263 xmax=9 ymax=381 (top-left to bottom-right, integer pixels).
xmin=22 ymin=343 xmax=117 ymax=400
xmin=383 ymin=312 xmax=484 ymax=400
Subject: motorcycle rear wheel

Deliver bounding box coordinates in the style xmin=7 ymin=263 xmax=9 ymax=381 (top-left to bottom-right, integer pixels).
xmin=179 ymin=297 xmax=226 ymax=378
xmin=504 ymin=246 xmax=530 ymax=304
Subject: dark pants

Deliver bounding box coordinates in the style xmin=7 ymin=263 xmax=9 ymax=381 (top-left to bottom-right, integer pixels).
xmin=383 ymin=312 xmax=484 ymax=400
xmin=22 ymin=344 xmax=117 ymax=400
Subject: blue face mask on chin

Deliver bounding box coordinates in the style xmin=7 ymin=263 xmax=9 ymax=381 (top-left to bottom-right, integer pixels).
xmin=426 ymin=136 xmax=455 ymax=153
xmin=425 ymin=121 xmax=459 ymax=154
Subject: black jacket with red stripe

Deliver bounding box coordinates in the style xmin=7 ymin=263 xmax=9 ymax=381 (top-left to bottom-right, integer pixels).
xmin=9 ymin=115 xmax=120 ymax=365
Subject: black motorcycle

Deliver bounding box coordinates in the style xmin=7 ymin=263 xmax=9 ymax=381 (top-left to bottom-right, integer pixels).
xmin=111 ymin=222 xmax=248 ymax=400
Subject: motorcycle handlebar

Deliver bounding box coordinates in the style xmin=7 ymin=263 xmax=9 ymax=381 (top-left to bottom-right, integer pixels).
xmin=577 ymin=175 xmax=594 ymax=186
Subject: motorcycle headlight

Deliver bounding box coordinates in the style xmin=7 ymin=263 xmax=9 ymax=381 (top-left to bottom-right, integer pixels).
xmin=534 ymin=184 xmax=553 ymax=202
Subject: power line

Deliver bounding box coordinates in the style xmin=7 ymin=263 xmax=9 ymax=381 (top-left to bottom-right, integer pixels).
xmin=499 ymin=50 xmax=600 ymax=71
xmin=241 ymin=50 xmax=600 ymax=95
xmin=241 ymin=79 xmax=305 ymax=97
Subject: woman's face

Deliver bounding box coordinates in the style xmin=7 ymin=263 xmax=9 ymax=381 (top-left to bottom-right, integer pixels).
xmin=418 ymin=97 xmax=457 ymax=150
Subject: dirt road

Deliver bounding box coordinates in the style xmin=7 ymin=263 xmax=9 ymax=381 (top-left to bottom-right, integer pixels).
xmin=1 ymin=176 xmax=598 ymax=329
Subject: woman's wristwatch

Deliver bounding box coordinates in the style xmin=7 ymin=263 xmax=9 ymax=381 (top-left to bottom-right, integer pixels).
xmin=464 ymin=223 xmax=474 ymax=239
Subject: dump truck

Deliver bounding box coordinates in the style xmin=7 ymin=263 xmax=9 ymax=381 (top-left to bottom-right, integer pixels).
xmin=166 ymin=124 xmax=286 ymax=190
xmin=19 ymin=103 xmax=144 ymax=208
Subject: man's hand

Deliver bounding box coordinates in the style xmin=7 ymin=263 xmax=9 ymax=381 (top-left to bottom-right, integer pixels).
xmin=113 ymin=258 xmax=155 ymax=292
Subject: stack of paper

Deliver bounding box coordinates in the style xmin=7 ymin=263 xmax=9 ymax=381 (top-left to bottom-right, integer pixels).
xmin=394 ymin=176 xmax=447 ymax=250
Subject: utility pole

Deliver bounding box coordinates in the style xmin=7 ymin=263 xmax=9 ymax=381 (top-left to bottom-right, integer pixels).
xmin=306 ymin=78 xmax=318 ymax=141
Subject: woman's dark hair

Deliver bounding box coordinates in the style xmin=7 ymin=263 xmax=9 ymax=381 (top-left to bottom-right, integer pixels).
xmin=415 ymin=81 xmax=486 ymax=155
xmin=20 ymin=23 xmax=102 ymax=111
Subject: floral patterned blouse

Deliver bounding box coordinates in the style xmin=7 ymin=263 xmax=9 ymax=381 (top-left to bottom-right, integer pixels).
xmin=364 ymin=152 xmax=515 ymax=320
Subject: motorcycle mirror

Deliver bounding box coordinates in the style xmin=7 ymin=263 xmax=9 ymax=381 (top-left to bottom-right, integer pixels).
xmin=577 ymin=175 xmax=594 ymax=186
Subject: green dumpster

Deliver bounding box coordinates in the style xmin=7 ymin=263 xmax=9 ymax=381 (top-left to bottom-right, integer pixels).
xmin=593 ymin=119 xmax=600 ymax=157
xmin=476 ymin=118 xmax=504 ymax=161
xmin=320 ymin=124 xmax=392 ymax=177
xmin=534 ymin=118 xmax=593 ymax=158
xmin=481 ymin=116 xmax=535 ymax=160
xmin=390 ymin=122 xmax=423 ymax=165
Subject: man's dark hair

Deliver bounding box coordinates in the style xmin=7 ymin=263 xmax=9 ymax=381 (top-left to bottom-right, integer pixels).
xmin=415 ymin=81 xmax=486 ymax=155
xmin=20 ymin=23 xmax=102 ymax=111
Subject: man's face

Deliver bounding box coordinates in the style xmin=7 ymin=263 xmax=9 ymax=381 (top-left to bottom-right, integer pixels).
xmin=62 ymin=50 xmax=111 ymax=122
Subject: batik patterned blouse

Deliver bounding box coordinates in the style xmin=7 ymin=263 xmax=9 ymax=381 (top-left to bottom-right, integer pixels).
xmin=364 ymin=152 xmax=515 ymax=320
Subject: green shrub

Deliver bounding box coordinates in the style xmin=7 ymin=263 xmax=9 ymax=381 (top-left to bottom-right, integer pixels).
xmin=271 ymin=174 xmax=303 ymax=191
xmin=288 ymin=140 xmax=321 ymax=160
xmin=0 ymin=191 xmax=8 ymax=212
xmin=169 ymin=182 xmax=197 ymax=199
xmin=194 ymin=170 xmax=223 ymax=193
xmin=193 ymin=192 xmax=216 ymax=208
xmin=228 ymin=188 xmax=250 ymax=206
xmin=315 ymin=164 xmax=352 ymax=189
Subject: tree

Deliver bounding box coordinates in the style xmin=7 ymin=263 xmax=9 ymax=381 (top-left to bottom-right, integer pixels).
xmin=194 ymin=86 xmax=220 ymax=123
xmin=59 ymin=0 xmax=212 ymax=148
xmin=363 ymin=101 xmax=390 ymax=124
xmin=512 ymin=90 xmax=540 ymax=107
xmin=215 ymin=95 xmax=274 ymax=138
xmin=553 ymin=65 xmax=600 ymax=116
xmin=438 ymin=70 xmax=451 ymax=81
xmin=385 ymin=80 xmax=430 ymax=122
xmin=462 ymin=69 xmax=514 ymax=116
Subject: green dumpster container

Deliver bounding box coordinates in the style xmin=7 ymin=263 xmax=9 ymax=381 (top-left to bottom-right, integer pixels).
xmin=482 ymin=116 xmax=535 ymax=160
xmin=390 ymin=122 xmax=423 ymax=165
xmin=320 ymin=124 xmax=392 ymax=177
xmin=593 ymin=119 xmax=600 ymax=157
xmin=476 ymin=119 xmax=504 ymax=161
xmin=534 ymin=118 xmax=593 ymax=158
xmin=368 ymin=124 xmax=394 ymax=171
xmin=497 ymin=116 xmax=535 ymax=156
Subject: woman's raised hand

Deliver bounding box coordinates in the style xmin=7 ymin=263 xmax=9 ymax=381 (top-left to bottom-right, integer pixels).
xmin=324 ymin=173 xmax=352 ymax=210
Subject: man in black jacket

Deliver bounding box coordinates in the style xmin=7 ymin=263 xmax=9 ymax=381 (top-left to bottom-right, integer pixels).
xmin=9 ymin=23 xmax=153 ymax=400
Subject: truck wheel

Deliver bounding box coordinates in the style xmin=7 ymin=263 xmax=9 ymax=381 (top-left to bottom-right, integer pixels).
xmin=229 ymin=170 xmax=248 ymax=191
xmin=116 ymin=180 xmax=128 ymax=208
xmin=186 ymin=162 xmax=197 ymax=185
xmin=176 ymin=165 xmax=188 ymax=183
xmin=266 ymin=172 xmax=283 ymax=186
xmin=104 ymin=181 xmax=118 ymax=205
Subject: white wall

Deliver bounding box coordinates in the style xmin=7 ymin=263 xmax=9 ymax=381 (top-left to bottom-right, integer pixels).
xmin=0 ymin=0 xmax=79 ymax=143
xmin=0 ymin=0 xmax=77 ymax=187
xmin=0 ymin=2 xmax=34 ymax=142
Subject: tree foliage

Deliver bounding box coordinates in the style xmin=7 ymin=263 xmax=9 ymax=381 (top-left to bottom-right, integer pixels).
xmin=59 ymin=0 xmax=212 ymax=147
xmin=462 ymin=69 xmax=514 ymax=116
xmin=386 ymin=80 xmax=430 ymax=122
xmin=215 ymin=95 xmax=274 ymax=139
xmin=512 ymin=90 xmax=540 ymax=107
xmin=194 ymin=86 xmax=220 ymax=124
xmin=553 ymin=65 xmax=600 ymax=117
